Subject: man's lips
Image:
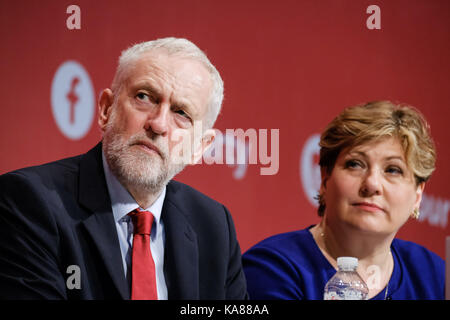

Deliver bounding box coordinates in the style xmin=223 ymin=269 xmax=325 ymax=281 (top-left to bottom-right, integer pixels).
xmin=132 ymin=141 xmax=162 ymax=158
xmin=352 ymin=202 xmax=385 ymax=212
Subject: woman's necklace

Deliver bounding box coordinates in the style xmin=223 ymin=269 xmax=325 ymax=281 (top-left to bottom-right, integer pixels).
xmin=383 ymin=250 xmax=393 ymax=300
xmin=384 ymin=279 xmax=389 ymax=300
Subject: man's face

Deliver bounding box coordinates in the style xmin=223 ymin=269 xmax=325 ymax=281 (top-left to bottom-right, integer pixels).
xmin=99 ymin=50 xmax=214 ymax=193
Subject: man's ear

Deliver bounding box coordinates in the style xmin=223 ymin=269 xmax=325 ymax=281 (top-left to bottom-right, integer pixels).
xmin=192 ymin=129 xmax=216 ymax=164
xmin=98 ymin=88 xmax=115 ymax=132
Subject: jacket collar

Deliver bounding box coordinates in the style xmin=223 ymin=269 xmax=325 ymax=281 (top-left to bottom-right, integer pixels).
xmin=79 ymin=142 xmax=130 ymax=299
xmin=162 ymin=181 xmax=199 ymax=300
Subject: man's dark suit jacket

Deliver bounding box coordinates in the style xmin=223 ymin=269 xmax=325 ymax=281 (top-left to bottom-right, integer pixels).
xmin=0 ymin=143 xmax=248 ymax=299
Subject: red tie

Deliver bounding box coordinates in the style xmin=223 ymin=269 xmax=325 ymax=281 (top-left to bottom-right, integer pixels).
xmin=128 ymin=208 xmax=158 ymax=300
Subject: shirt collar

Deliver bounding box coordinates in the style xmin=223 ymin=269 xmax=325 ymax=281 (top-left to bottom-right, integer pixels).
xmin=102 ymin=151 xmax=166 ymax=225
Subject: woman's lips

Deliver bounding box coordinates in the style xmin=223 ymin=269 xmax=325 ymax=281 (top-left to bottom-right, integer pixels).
xmin=353 ymin=202 xmax=385 ymax=212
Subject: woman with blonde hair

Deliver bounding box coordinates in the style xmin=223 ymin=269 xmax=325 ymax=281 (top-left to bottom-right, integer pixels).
xmin=243 ymin=101 xmax=444 ymax=300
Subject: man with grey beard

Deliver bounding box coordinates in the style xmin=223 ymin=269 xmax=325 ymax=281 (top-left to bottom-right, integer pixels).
xmin=0 ymin=37 xmax=248 ymax=300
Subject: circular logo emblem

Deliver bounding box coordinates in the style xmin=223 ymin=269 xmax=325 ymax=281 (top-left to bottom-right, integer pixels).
xmin=300 ymin=134 xmax=321 ymax=207
xmin=51 ymin=61 xmax=94 ymax=140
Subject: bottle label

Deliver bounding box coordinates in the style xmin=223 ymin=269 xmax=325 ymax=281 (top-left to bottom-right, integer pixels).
xmin=324 ymin=289 xmax=365 ymax=300
xmin=324 ymin=291 xmax=340 ymax=300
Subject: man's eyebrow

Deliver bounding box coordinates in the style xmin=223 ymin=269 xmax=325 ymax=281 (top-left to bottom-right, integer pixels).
xmin=131 ymin=81 xmax=198 ymax=116
xmin=133 ymin=82 xmax=161 ymax=96
xmin=171 ymin=99 xmax=197 ymax=116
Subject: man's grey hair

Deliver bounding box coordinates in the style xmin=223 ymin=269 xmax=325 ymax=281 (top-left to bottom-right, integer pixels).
xmin=111 ymin=37 xmax=224 ymax=129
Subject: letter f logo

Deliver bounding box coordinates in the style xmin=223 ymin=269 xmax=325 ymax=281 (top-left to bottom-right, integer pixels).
xmin=51 ymin=61 xmax=94 ymax=140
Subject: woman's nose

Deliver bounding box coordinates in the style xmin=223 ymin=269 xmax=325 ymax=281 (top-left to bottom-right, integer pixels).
xmin=360 ymin=168 xmax=382 ymax=197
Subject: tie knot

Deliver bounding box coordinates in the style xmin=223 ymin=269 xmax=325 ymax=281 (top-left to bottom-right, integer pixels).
xmin=128 ymin=209 xmax=154 ymax=235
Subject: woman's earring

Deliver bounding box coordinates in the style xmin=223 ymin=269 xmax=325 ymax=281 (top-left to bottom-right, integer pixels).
xmin=412 ymin=208 xmax=420 ymax=219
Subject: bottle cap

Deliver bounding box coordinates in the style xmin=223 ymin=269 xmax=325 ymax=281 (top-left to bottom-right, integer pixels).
xmin=337 ymin=257 xmax=358 ymax=270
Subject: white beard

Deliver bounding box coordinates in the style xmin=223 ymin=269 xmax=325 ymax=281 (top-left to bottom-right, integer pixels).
xmin=103 ymin=122 xmax=186 ymax=195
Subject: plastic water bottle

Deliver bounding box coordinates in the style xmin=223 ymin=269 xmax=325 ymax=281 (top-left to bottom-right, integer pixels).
xmin=323 ymin=257 xmax=369 ymax=300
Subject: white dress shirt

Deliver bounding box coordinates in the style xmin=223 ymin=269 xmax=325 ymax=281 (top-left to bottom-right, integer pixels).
xmin=102 ymin=152 xmax=168 ymax=300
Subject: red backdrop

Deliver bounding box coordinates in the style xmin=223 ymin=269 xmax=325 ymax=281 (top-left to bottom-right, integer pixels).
xmin=1 ymin=0 xmax=449 ymax=258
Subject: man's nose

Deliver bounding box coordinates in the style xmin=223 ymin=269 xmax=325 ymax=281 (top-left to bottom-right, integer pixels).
xmin=144 ymin=103 xmax=169 ymax=135
xmin=360 ymin=168 xmax=382 ymax=197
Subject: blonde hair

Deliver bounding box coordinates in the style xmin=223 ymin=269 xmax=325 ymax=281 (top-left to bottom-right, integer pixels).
xmin=317 ymin=101 xmax=436 ymax=216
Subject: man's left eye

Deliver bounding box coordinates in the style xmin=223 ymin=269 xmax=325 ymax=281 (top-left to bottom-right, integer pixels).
xmin=175 ymin=109 xmax=189 ymax=118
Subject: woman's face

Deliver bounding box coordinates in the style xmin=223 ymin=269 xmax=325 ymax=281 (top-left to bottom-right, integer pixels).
xmin=321 ymin=136 xmax=424 ymax=236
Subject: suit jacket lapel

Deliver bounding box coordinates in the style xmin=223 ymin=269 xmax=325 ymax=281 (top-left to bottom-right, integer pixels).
xmin=78 ymin=143 xmax=129 ymax=299
xmin=162 ymin=181 xmax=199 ymax=300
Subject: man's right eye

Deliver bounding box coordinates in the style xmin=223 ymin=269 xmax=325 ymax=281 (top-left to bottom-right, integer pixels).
xmin=136 ymin=92 xmax=149 ymax=101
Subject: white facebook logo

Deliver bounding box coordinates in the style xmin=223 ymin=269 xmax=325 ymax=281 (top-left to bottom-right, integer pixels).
xmin=300 ymin=134 xmax=321 ymax=207
xmin=51 ymin=61 xmax=94 ymax=140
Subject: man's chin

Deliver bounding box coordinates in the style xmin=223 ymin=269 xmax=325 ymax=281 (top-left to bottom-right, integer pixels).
xmin=106 ymin=143 xmax=185 ymax=193
xmin=121 ymin=168 xmax=168 ymax=193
